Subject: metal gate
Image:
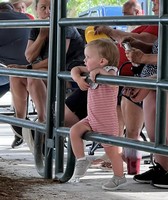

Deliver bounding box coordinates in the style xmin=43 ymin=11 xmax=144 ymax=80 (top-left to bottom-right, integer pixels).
xmin=0 ymin=0 xmax=168 ymax=182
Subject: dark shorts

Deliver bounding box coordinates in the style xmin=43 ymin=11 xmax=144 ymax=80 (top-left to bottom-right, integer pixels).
xmin=65 ymin=88 xmax=87 ymax=120
xmin=118 ymin=86 xmax=143 ymax=108
xmin=117 ymin=86 xmax=123 ymax=106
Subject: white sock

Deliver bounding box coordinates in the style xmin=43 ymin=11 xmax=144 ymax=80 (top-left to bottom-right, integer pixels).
xmin=77 ymin=157 xmax=86 ymax=161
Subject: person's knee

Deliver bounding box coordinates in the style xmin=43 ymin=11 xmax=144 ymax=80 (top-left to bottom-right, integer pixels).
xmin=27 ymin=78 xmax=36 ymax=90
xmin=70 ymin=126 xmax=76 ymax=140
xmin=126 ymin=128 xmax=140 ymax=138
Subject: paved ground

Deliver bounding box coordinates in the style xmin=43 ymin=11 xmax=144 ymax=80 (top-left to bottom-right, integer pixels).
xmin=0 ymin=123 xmax=168 ymax=200
xmin=0 ymin=93 xmax=168 ymax=199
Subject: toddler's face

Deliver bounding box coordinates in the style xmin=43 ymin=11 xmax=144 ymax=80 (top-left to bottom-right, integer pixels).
xmin=84 ymin=46 xmax=102 ymax=72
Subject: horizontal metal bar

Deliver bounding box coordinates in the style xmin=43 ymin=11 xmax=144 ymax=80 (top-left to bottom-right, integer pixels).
xmin=58 ymin=71 xmax=168 ymax=89
xmin=0 ymin=19 xmax=49 ymax=28
xmin=1 ymin=16 xmax=168 ymax=29
xmin=0 ymin=115 xmax=45 ymax=132
xmin=0 ymin=68 xmax=47 ymax=79
xmin=58 ymin=16 xmax=168 ymax=26
xmin=56 ymin=127 xmax=168 ymax=156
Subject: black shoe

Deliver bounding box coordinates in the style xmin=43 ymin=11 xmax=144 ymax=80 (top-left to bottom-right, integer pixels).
xmin=151 ymin=172 xmax=168 ymax=189
xmin=133 ymin=163 xmax=167 ymax=184
xmin=11 ymin=124 xmax=22 ymax=138
xmin=11 ymin=124 xmax=23 ymax=148
xmin=11 ymin=135 xmax=23 ymax=148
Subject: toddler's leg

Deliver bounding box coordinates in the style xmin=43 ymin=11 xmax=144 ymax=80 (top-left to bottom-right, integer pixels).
xmin=102 ymin=146 xmax=127 ymax=191
xmin=70 ymin=121 xmax=91 ymax=179
xmin=104 ymin=146 xmax=124 ymax=177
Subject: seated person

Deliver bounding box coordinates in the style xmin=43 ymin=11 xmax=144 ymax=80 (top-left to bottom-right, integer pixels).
xmin=124 ymin=35 xmax=168 ymax=189
xmin=9 ymin=0 xmax=34 ymax=19
xmin=8 ymin=0 xmax=85 ymax=149
xmin=0 ymin=2 xmax=30 ymax=147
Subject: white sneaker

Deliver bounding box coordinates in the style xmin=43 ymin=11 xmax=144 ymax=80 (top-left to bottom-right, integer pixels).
xmin=102 ymin=175 xmax=127 ymax=191
xmin=73 ymin=159 xmax=91 ymax=178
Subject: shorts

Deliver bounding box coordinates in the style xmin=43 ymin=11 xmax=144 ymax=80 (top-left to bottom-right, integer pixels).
xmin=117 ymin=86 xmax=123 ymax=106
xmin=65 ymin=88 xmax=87 ymax=120
xmin=119 ymin=86 xmax=143 ymax=108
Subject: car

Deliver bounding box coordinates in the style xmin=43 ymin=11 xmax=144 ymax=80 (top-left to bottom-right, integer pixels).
xmin=78 ymin=6 xmax=127 ymax=31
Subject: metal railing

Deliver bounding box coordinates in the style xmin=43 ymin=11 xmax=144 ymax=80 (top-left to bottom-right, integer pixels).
xmin=53 ymin=0 xmax=168 ymax=182
xmin=0 ymin=0 xmax=168 ymax=182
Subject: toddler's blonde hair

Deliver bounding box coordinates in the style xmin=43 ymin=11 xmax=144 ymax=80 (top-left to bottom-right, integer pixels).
xmin=86 ymin=38 xmax=119 ymax=67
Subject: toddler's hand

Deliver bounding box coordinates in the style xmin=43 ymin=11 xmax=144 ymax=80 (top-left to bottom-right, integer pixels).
xmin=89 ymin=68 xmax=101 ymax=82
xmin=77 ymin=76 xmax=90 ymax=91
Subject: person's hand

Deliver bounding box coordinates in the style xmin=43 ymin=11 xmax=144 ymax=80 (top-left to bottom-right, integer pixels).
xmin=7 ymin=64 xmax=26 ymax=69
xmin=121 ymin=36 xmax=140 ymax=48
xmin=94 ymin=26 xmax=112 ymax=37
xmin=89 ymin=68 xmax=101 ymax=82
xmin=76 ymin=76 xmax=90 ymax=91
xmin=122 ymin=87 xmax=135 ymax=97
xmin=125 ymin=48 xmax=144 ymax=64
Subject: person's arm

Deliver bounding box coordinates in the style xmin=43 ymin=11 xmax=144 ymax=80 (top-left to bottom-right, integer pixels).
xmin=66 ymin=39 xmax=70 ymax=53
xmin=7 ymin=58 xmax=48 ymax=71
xmin=25 ymin=28 xmax=49 ymax=63
xmin=94 ymin=26 xmax=157 ymax=44
xmin=32 ymin=58 xmax=48 ymax=71
xmin=121 ymin=36 xmax=153 ymax=53
xmin=71 ymin=66 xmax=89 ymax=91
xmin=89 ymin=66 xmax=118 ymax=87
xmin=125 ymin=48 xmax=157 ymax=65
xmin=90 ymin=66 xmax=118 ymax=82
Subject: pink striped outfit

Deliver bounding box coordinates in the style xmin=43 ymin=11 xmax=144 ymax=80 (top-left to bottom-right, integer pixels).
xmin=81 ymin=83 xmax=119 ymax=136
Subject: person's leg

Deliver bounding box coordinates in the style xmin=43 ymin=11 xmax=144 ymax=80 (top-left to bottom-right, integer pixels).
xmin=27 ymin=78 xmax=47 ymax=123
xmin=10 ymin=77 xmax=28 ymax=148
xmin=70 ymin=121 xmax=91 ymax=159
xmin=121 ymin=96 xmax=144 ymax=174
xmin=65 ymin=89 xmax=87 ymax=127
xmin=121 ymin=97 xmax=144 ymax=140
xmin=104 ymin=146 xmax=124 ymax=177
xmin=134 ymin=91 xmax=168 ymax=184
xmin=117 ymin=105 xmax=125 ymax=137
xmin=64 ymin=105 xmax=80 ymax=127
xmin=144 ymin=91 xmax=168 ymax=169
xmin=10 ymin=77 xmax=28 ymax=119
xmin=102 ymin=145 xmax=127 ymax=191
xmin=70 ymin=120 xmax=92 ymax=178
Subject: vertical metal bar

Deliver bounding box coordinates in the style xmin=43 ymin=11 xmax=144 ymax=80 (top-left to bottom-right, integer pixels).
xmin=155 ymin=0 xmax=168 ymax=146
xmin=159 ymin=0 xmax=168 ymax=18
xmin=55 ymin=0 xmax=67 ymax=175
xmin=44 ymin=0 xmax=57 ymax=178
xmin=155 ymin=89 xmax=166 ymax=146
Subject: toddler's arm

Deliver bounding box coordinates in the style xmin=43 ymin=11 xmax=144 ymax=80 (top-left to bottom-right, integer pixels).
xmin=90 ymin=66 xmax=118 ymax=84
xmin=71 ymin=66 xmax=90 ymax=91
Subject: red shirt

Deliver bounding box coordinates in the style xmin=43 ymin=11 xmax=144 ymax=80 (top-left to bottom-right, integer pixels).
xmin=26 ymin=13 xmax=35 ymax=20
xmin=118 ymin=25 xmax=158 ymax=76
